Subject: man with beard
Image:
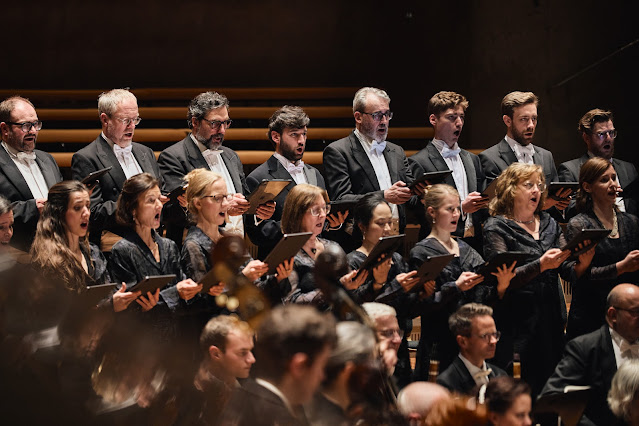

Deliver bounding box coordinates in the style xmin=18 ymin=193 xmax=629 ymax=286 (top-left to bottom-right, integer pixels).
xmin=323 ymin=87 xmax=419 ymax=252
xmin=245 ymin=106 xmax=344 ymax=260
xmin=158 ymin=91 xmax=274 ymax=245
xmin=479 ymin=91 xmax=570 ymax=212
xmin=408 ymin=91 xmax=488 ymax=244
xmin=72 ymin=89 xmax=164 ymax=247
xmin=0 ymin=96 xmax=62 ymax=251
xmin=558 ymin=108 xmax=638 ymax=216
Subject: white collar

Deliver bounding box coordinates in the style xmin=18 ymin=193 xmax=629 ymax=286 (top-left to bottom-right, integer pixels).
xmin=431 ymin=138 xmax=460 ymax=153
xmin=458 ymin=353 xmax=488 ymax=376
xmin=354 ymin=128 xmax=374 ymax=147
xmin=255 ymin=378 xmax=295 ymax=416
xmin=273 ymin=152 xmax=303 ymax=169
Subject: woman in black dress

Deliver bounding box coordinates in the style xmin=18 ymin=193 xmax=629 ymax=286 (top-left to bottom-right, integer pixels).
xmin=565 ymin=157 xmax=639 ymax=339
xmin=410 ymin=184 xmax=515 ymax=380
xmin=483 ymin=163 xmax=575 ymax=397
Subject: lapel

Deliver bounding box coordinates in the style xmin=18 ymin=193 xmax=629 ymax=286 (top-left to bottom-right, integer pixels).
xmin=382 ymin=143 xmax=399 ymax=181
xmin=131 ymin=142 xmax=155 ymax=176
xmin=220 ymin=147 xmax=242 ymax=194
xmin=303 ymin=165 xmax=318 ymax=186
xmin=267 ymin=155 xmax=297 ymax=195
xmin=349 ymin=133 xmax=381 ymax=190
xmin=0 ymin=146 xmax=34 ymax=199
xmin=426 ymin=142 xmax=456 ymax=187
xmin=130 ymin=230 xmax=163 ymax=273
xmin=34 ymin=151 xmax=58 ymax=188
xmin=96 ymin=135 xmax=128 ymax=189
xmin=612 ymin=158 xmax=631 ymax=187
xmin=498 ymin=138 xmax=518 ymax=165
xmin=459 ymin=150 xmax=478 ymax=193
xmin=184 ymin=135 xmax=210 ymax=170
xmin=453 ymin=356 xmax=477 ymax=391
xmin=601 ymin=326 xmax=618 ymax=377
xmin=532 ymin=146 xmax=545 ymax=169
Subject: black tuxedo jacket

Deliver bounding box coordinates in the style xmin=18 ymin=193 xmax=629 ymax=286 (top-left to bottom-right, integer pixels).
xmin=539 ymin=325 xmax=619 ymax=426
xmin=157 ymin=135 xmax=248 ymax=245
xmin=323 ymin=131 xmax=414 ymax=232
xmin=409 ymin=141 xmax=487 ymax=240
xmin=437 ymin=355 xmax=507 ymax=395
xmin=71 ymin=134 xmax=163 ymax=245
xmin=0 ymin=147 xmax=63 ymax=251
xmin=220 ymin=378 xmax=307 ymax=426
xmin=479 ymin=138 xmax=558 ymax=185
xmin=244 ymin=155 xmax=324 ymax=260
xmin=558 ymin=153 xmax=639 ymax=216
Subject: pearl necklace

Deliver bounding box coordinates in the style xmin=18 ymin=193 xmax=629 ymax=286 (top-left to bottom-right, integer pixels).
xmin=610 ymin=210 xmax=619 ymax=238
xmin=514 ymin=217 xmax=535 ymax=225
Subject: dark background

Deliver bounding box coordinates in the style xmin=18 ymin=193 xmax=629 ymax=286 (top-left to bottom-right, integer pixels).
xmin=3 ymin=0 xmax=638 ymax=167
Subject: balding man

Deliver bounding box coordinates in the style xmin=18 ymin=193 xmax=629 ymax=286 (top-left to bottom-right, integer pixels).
xmin=72 ymin=89 xmax=163 ymax=247
xmin=397 ymin=382 xmax=451 ymax=426
xmin=0 ymin=96 xmax=62 ymax=251
xmin=541 ymin=284 xmax=639 ymax=425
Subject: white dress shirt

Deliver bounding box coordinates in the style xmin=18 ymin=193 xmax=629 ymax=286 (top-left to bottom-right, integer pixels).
xmin=354 ymin=129 xmax=398 ymax=219
xmin=505 ymin=135 xmax=535 ymax=165
xmin=103 ymin=133 xmax=143 ymax=179
xmin=610 ymin=327 xmax=639 ymax=368
xmin=192 ymin=135 xmax=243 ymax=236
xmin=459 ymin=353 xmax=492 ymax=386
xmin=273 ymin=152 xmax=307 ymax=184
xmin=2 ymin=141 xmax=48 ymax=199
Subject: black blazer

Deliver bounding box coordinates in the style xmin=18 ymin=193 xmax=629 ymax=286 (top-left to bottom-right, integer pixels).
xmin=437 ymin=355 xmax=507 ymax=395
xmin=408 ymin=141 xmax=487 ymax=240
xmin=244 ymin=154 xmax=324 ymax=260
xmin=71 ymin=134 xmax=163 ymax=245
xmin=0 ymin=147 xmax=63 ymax=251
xmin=323 ymin=131 xmax=415 ymax=232
xmin=157 ymin=135 xmax=248 ymax=245
xmin=539 ymin=325 xmax=619 ymax=426
xmin=558 ymin=153 xmax=639 ymax=216
xmin=479 ymin=138 xmax=558 ymax=185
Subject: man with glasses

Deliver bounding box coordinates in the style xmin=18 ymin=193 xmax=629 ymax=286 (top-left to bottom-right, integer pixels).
xmin=158 ymin=91 xmax=273 ymax=245
xmin=0 ymin=96 xmax=62 ymax=251
xmin=245 ymin=106 xmax=344 ymax=260
xmin=323 ymin=87 xmax=418 ymax=252
xmin=558 ymin=108 xmax=638 ymax=216
xmin=541 ymin=283 xmax=639 ymax=426
xmin=72 ymin=88 xmax=163 ymax=247
xmin=362 ymin=302 xmax=404 ymax=379
xmin=479 ymin=91 xmax=571 ymax=212
xmin=437 ymin=303 xmax=506 ymax=395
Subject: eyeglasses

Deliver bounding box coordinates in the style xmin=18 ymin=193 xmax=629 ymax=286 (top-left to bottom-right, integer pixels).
xmin=202 ymin=193 xmax=233 ymax=203
xmin=474 ymin=331 xmax=501 ymax=342
xmin=378 ymin=328 xmax=404 ymax=340
xmin=614 ymin=307 xmax=639 ymax=317
xmin=308 ymin=204 xmax=330 ymax=216
xmin=521 ymin=181 xmax=546 ymax=192
xmin=5 ymin=121 xmax=43 ymax=132
xmin=201 ymin=118 xmax=233 ymax=129
xmin=113 ymin=116 xmax=142 ymax=126
xmin=362 ymin=111 xmax=393 ymax=122
xmin=594 ymin=129 xmax=617 ymax=140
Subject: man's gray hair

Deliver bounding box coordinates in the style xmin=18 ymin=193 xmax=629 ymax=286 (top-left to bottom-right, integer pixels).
xmin=362 ymin=302 xmax=397 ymax=322
xmin=608 ymin=360 xmax=639 ymax=422
xmin=98 ymin=89 xmax=137 ymax=116
xmin=353 ymin=87 xmax=390 ymax=114
xmin=187 ymin=91 xmax=230 ymax=128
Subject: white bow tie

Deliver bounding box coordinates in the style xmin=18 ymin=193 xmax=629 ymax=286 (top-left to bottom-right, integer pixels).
xmin=473 ymin=368 xmax=492 ymax=380
xmin=514 ymin=143 xmax=535 ymax=161
xmin=370 ymin=141 xmax=386 ymax=156
xmin=202 ymin=149 xmax=223 ymax=164
xmin=17 ymin=151 xmax=36 ymax=162
xmin=113 ymin=144 xmax=133 ymax=156
xmin=441 ymin=145 xmax=461 ymax=159
xmin=620 ymin=340 xmax=639 ymax=357
xmin=286 ymin=160 xmax=305 ymax=175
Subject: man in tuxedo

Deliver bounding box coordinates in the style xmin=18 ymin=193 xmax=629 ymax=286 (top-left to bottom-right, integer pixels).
xmin=478 ymin=91 xmax=571 ymax=212
xmin=540 ymin=283 xmax=639 ymax=426
xmin=71 ymin=89 xmax=163 ymax=247
xmin=245 ymin=106 xmax=344 ymax=259
xmin=0 ymin=96 xmax=62 ymax=251
xmin=323 ymin=87 xmax=421 ymax=251
xmin=437 ymin=303 xmax=507 ymax=395
xmin=158 ymin=91 xmax=274 ymax=245
xmin=220 ymin=305 xmax=336 ymax=426
xmin=558 ymin=108 xmax=638 ymax=216
xmin=408 ymin=91 xmax=488 ymax=244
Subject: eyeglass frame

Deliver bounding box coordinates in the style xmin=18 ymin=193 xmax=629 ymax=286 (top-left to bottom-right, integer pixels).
xmin=112 ymin=116 xmax=142 ymax=126
xmin=613 ymin=306 xmax=639 ymax=317
xmin=378 ymin=328 xmax=404 ymax=340
xmin=201 ymin=193 xmax=233 ymax=203
xmin=362 ymin=111 xmax=393 ymax=122
xmin=200 ymin=118 xmax=233 ymax=130
xmin=308 ymin=204 xmax=331 ymax=216
xmin=5 ymin=121 xmax=43 ymax=132
xmin=593 ymin=129 xmax=617 ymax=140
xmin=520 ymin=181 xmax=547 ymax=192
xmin=471 ymin=331 xmax=502 ymax=342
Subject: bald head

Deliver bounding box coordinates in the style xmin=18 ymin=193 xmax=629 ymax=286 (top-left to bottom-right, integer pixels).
xmin=397 ymin=381 xmax=451 ymax=422
xmin=607 ymin=284 xmax=639 ymax=342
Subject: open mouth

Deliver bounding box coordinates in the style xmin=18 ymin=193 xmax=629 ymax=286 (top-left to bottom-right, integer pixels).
xmin=453 ymin=130 xmax=460 ymax=137
xmin=530 ymin=196 xmax=538 ymax=203
xmin=451 ymin=220 xmax=458 ymax=226
xmin=80 ymin=221 xmax=88 ymax=230
xmin=154 ymin=213 xmax=161 ymax=221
